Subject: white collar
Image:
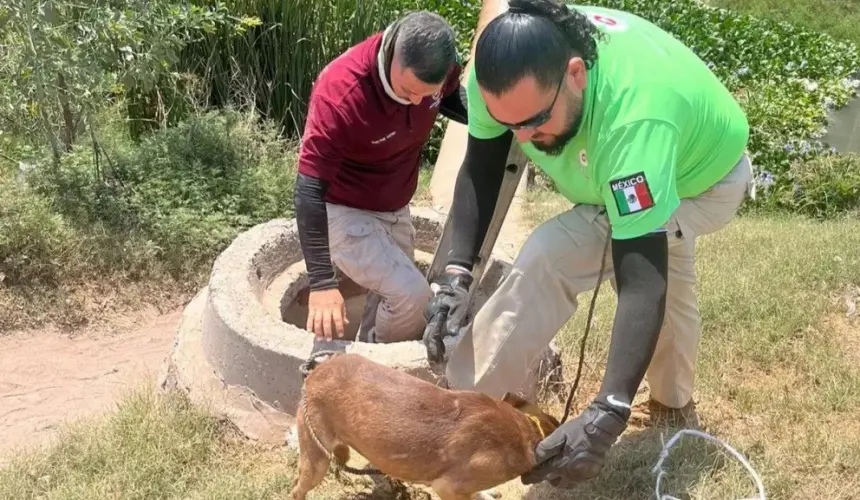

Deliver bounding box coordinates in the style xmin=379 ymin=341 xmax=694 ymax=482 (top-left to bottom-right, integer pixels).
xmin=377 ymin=24 xmax=412 ymax=105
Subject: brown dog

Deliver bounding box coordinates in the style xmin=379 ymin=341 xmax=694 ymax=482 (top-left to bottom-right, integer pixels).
xmin=290 ymin=351 xmax=560 ymax=500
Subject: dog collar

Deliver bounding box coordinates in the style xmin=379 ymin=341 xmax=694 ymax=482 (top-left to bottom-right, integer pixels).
xmin=528 ymin=415 xmax=546 ymax=439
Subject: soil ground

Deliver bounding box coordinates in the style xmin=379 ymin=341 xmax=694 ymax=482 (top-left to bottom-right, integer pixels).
xmin=0 ymin=306 xmax=184 ymax=465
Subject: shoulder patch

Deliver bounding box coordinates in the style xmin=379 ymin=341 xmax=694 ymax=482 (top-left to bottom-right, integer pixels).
xmin=609 ymin=172 xmax=655 ymax=216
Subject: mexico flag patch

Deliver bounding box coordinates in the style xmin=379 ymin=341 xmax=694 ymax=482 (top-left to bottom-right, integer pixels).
xmin=610 ymin=172 xmax=655 ymax=216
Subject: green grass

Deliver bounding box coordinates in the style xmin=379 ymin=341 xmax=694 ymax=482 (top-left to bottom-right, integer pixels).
xmin=0 ymin=387 xmax=293 ymax=499
xmin=0 ymin=387 xmax=404 ymax=500
xmin=413 ymin=164 xmax=435 ymax=207
xmin=521 ymin=187 xmax=860 ymax=500
xmin=709 ymin=0 xmax=860 ymax=47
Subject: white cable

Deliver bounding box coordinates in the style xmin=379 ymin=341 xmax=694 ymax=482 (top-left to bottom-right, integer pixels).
xmin=652 ymin=429 xmax=767 ymax=500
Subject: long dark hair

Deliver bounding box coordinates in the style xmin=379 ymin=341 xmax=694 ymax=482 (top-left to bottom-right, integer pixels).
xmin=475 ymin=0 xmax=604 ymax=95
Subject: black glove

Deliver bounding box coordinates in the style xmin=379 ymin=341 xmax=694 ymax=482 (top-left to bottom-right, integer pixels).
xmin=520 ymin=403 xmax=627 ymax=488
xmin=422 ymin=270 xmax=473 ymax=363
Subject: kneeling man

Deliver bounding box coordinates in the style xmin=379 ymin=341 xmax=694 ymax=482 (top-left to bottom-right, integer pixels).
xmin=296 ymin=11 xmax=468 ymax=343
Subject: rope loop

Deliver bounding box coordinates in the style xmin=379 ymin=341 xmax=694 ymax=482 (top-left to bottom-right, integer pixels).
xmin=652 ymin=429 xmax=767 ymax=500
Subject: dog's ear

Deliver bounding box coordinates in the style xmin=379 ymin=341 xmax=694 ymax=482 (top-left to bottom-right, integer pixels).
xmin=502 ymin=392 xmax=530 ymax=409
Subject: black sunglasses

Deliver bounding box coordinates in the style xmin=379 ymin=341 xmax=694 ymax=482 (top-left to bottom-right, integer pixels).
xmin=486 ymin=72 xmax=565 ymax=130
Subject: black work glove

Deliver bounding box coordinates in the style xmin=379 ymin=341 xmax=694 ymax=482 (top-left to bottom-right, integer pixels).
xmin=422 ymin=270 xmax=473 ymax=363
xmin=520 ymin=402 xmax=627 ymax=488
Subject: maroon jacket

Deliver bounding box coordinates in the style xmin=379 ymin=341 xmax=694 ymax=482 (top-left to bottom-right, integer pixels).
xmin=298 ymin=32 xmax=464 ymax=212
xmin=294 ymin=30 xmax=468 ymax=291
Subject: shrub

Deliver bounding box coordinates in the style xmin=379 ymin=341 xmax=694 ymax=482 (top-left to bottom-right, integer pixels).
xmin=760 ymin=153 xmax=860 ymax=219
xmin=25 ymin=108 xmax=297 ymax=281
xmin=0 ymin=0 xmax=249 ymax=166
xmin=1 ymin=108 xmax=296 ymax=329
xmin=0 ymin=175 xmax=76 ymax=287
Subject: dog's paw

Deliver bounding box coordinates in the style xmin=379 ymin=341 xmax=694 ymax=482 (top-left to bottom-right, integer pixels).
xmin=475 ymin=488 xmax=501 ymax=500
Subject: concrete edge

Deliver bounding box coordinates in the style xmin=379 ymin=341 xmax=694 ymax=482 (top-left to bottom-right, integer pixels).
xmin=159 ymin=288 xmax=295 ymax=446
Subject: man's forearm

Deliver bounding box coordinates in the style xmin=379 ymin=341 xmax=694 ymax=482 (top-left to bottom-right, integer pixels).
xmin=595 ymin=231 xmax=669 ymax=419
xmin=446 ymin=131 xmax=513 ymax=271
xmin=294 ymin=173 xmax=339 ymax=291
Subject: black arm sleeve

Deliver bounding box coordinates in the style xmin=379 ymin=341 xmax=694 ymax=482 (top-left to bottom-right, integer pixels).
xmin=438 ymin=84 xmax=468 ymax=125
xmin=446 ymin=130 xmax=514 ymax=271
xmin=594 ymin=231 xmax=669 ymax=419
xmin=294 ymin=173 xmax=339 ymax=291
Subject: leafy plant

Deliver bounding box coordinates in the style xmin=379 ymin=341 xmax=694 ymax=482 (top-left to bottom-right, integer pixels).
xmin=21 ymin=107 xmax=298 ymax=280
xmin=0 ymin=174 xmax=75 ymax=287
xmin=0 ymin=0 xmax=250 ymax=167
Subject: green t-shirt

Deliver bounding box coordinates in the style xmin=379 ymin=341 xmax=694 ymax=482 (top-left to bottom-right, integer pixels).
xmin=466 ymin=5 xmax=750 ymax=239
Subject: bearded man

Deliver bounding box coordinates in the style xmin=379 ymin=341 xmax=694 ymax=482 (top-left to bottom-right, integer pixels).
xmin=422 ymin=0 xmax=753 ymax=488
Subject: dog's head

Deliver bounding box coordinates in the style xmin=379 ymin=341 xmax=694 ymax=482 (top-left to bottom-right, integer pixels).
xmin=501 ymin=392 xmax=561 ymax=439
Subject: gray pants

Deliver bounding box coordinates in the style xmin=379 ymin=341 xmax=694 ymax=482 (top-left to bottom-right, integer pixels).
xmin=326 ymin=203 xmax=432 ymax=343
xmin=445 ymin=154 xmax=754 ymax=408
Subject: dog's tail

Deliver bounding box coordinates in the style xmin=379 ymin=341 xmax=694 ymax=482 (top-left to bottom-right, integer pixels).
xmin=299 ymin=350 xmax=342 ymax=380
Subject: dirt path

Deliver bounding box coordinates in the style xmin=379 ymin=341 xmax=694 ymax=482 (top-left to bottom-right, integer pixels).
xmin=0 ymin=306 xmax=183 ymax=465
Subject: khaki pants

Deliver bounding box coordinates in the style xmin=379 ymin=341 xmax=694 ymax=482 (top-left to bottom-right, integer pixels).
xmin=446 ymin=154 xmax=754 ymax=408
xmin=326 ymin=203 xmax=432 ymax=343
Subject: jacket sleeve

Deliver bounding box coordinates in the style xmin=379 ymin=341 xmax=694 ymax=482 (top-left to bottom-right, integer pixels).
xmin=593 ymin=230 xmax=669 ymax=419
xmin=446 ymin=130 xmax=513 ymax=271
xmin=295 ymin=94 xmax=351 ymax=291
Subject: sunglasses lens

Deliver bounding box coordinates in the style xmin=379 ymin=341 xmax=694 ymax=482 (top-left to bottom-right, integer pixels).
xmin=513 ymin=112 xmax=549 ymax=130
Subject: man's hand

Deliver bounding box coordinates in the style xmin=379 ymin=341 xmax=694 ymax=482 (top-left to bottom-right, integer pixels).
xmin=307 ymin=288 xmax=349 ymax=341
xmin=521 ymin=403 xmax=627 ymax=488
xmin=422 ymin=269 xmax=473 ymax=363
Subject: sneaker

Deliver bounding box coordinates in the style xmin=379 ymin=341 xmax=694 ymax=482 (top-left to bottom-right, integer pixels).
xmin=628 ymin=398 xmax=700 ymax=429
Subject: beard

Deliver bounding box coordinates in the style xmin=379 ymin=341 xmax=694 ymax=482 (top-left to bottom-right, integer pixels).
xmin=530 ymin=91 xmax=584 ymax=156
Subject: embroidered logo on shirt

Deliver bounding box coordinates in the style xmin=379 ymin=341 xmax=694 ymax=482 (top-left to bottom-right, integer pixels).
xmin=371 ymin=131 xmax=396 ymax=144
xmin=587 ymin=12 xmax=629 ymax=32
xmin=609 ymin=172 xmax=655 ymax=215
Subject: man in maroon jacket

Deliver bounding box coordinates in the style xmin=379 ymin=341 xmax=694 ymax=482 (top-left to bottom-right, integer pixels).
xmin=295 ymin=11 xmax=468 ymax=343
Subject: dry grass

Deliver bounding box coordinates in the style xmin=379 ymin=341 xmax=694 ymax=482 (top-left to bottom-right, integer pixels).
xmin=521 ymin=187 xmax=860 ymax=500
xmin=0 ymin=387 xmax=424 ymax=500
xmin=0 ymin=278 xmax=192 ymax=335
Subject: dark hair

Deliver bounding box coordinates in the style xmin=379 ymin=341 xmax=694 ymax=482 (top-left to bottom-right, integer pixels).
xmin=394 ymin=11 xmax=458 ymax=84
xmin=474 ymin=0 xmax=604 ymax=96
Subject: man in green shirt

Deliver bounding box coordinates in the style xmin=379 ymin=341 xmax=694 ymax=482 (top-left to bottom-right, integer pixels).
xmin=422 ymin=0 xmax=754 ymax=488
